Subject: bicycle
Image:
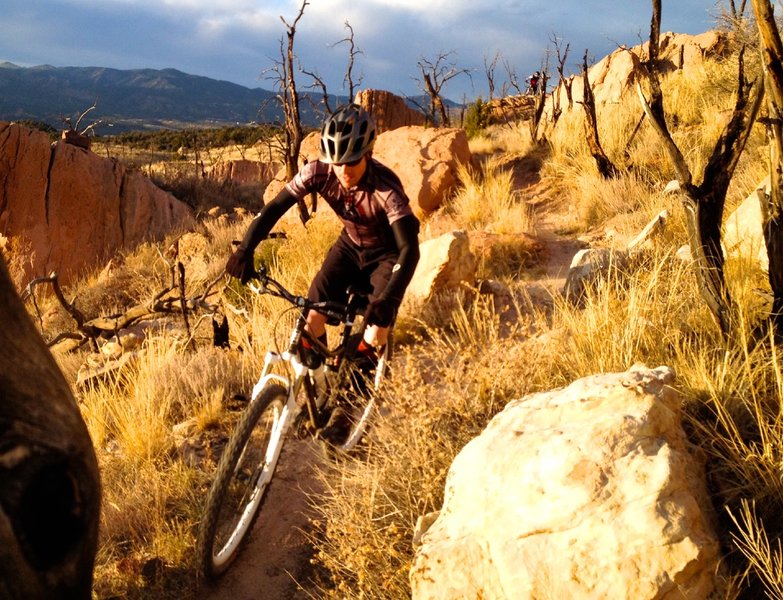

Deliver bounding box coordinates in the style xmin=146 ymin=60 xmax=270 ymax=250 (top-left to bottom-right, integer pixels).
xmin=196 ymin=266 xmax=392 ymax=580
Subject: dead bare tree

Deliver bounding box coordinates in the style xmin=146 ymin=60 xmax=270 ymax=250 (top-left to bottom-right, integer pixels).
xmin=484 ymin=51 xmax=501 ymax=101
xmin=751 ymin=0 xmax=783 ymax=337
xmin=416 ymin=51 xmax=472 ymax=127
xmin=303 ymin=20 xmax=363 ymax=116
xmin=638 ymin=0 xmax=763 ymax=337
xmin=0 ymin=253 xmax=100 ymax=599
xmin=579 ymin=49 xmax=619 ymax=179
xmin=551 ymin=33 xmax=574 ymax=111
xmin=23 ymin=242 xmax=224 ymax=352
xmin=339 ymin=21 xmax=363 ymax=102
xmin=263 ymin=0 xmax=310 ymax=225
xmin=730 ymin=0 xmax=749 ymax=20
xmin=503 ymin=58 xmax=523 ymax=96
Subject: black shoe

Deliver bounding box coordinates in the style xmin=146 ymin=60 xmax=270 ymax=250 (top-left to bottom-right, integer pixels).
xmin=319 ymin=407 xmax=352 ymax=445
xmin=298 ymin=343 xmax=323 ymax=369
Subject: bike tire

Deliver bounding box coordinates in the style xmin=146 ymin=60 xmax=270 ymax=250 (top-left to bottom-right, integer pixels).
xmin=197 ymin=382 xmax=288 ymax=579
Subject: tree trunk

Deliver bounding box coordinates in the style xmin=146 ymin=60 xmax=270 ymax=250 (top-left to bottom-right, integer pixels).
xmin=752 ymin=0 xmax=783 ymax=336
xmin=681 ymin=189 xmax=732 ymax=334
xmin=580 ymin=50 xmax=618 ymax=179
xmin=0 ymin=255 xmax=100 ymax=599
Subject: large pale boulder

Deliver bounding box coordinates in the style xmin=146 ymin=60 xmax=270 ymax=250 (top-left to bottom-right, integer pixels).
xmin=0 ymin=122 xmax=194 ymax=285
xmin=264 ymin=126 xmax=474 ymax=216
xmin=354 ymin=89 xmax=426 ymax=133
xmin=723 ymin=176 xmax=768 ymax=272
xmin=405 ymin=230 xmax=477 ymax=302
xmin=411 ymin=365 xmax=721 ymax=600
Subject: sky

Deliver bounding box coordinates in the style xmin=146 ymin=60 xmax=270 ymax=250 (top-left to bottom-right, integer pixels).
xmin=0 ymin=0 xmax=720 ymax=102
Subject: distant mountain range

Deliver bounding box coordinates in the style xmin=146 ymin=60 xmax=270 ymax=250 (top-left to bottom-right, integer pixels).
xmin=0 ymin=62 xmax=358 ymax=133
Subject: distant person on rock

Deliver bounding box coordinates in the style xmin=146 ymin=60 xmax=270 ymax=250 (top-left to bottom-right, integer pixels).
xmin=527 ymin=71 xmax=541 ymax=95
xmin=225 ymin=103 xmax=420 ymax=442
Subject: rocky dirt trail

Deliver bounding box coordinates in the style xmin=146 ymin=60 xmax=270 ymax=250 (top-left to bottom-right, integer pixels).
xmin=198 ymin=438 xmax=327 ymax=600
xmin=195 ymin=149 xmax=585 ymax=600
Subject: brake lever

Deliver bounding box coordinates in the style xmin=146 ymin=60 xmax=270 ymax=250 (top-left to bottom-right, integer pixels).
xmin=247 ymin=266 xmax=270 ymax=295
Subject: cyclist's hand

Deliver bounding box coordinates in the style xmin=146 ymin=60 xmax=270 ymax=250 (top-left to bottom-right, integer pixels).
xmin=365 ymin=298 xmax=396 ymax=327
xmin=225 ymin=247 xmax=255 ymax=284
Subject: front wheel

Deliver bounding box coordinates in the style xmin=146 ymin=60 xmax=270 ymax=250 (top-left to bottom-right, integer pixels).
xmin=197 ymin=382 xmax=288 ymax=579
xmin=338 ymin=333 xmax=393 ymax=452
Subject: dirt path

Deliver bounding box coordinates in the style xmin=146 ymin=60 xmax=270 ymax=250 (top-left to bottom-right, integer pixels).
xmin=197 ymin=439 xmax=327 ymax=600
xmin=195 ymin=150 xmax=584 ymax=600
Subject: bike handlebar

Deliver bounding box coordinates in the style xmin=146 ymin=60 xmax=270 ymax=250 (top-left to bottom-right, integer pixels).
xmin=247 ymin=267 xmax=354 ymax=323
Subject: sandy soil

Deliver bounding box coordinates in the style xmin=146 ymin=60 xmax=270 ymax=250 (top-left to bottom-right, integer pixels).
xmin=197 ymin=439 xmax=327 ymax=600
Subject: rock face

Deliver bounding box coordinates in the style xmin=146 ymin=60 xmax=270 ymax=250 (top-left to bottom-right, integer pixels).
xmin=354 ymin=89 xmax=427 ymax=133
xmin=486 ymin=94 xmax=536 ymax=124
xmin=547 ymin=30 xmax=729 ymax=115
xmin=411 ymin=365 xmax=721 ymax=600
xmin=0 ymin=122 xmax=194 ymax=285
xmin=264 ymin=125 xmax=474 ymax=216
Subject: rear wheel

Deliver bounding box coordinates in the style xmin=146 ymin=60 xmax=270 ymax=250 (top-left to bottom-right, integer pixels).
xmin=197 ymin=382 xmax=288 ymax=579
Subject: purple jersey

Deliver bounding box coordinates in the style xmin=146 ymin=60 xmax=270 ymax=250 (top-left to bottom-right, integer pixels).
xmin=286 ymin=159 xmax=413 ymax=249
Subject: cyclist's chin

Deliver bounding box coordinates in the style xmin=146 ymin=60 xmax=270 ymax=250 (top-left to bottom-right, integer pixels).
xmin=337 ymin=175 xmax=359 ymax=188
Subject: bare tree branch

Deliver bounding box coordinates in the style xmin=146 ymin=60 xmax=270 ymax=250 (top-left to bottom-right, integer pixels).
xmin=638 ymin=0 xmax=763 ymax=337
xmin=337 ymin=21 xmax=363 ymax=101
xmin=483 ymin=51 xmax=501 ymax=101
xmin=416 ymin=51 xmax=472 ymax=127
xmin=752 ymin=0 xmax=783 ymax=336
xmin=579 ymin=49 xmax=618 ymax=178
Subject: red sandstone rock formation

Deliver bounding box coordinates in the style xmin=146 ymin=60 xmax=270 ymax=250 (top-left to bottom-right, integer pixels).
xmin=355 ymin=89 xmax=427 ymax=133
xmin=0 ymin=122 xmax=194 ymax=285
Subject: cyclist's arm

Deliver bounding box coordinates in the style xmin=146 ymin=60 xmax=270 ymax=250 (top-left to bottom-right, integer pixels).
xmin=238 ymin=187 xmax=299 ymax=252
xmin=379 ymin=214 xmax=420 ymax=306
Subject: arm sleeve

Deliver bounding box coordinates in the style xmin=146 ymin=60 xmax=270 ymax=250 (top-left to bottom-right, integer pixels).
xmin=239 ymin=187 xmax=299 ymax=252
xmin=380 ymin=214 xmax=421 ymax=306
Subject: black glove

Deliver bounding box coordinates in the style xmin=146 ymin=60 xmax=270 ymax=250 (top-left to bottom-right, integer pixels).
xmin=225 ymin=247 xmax=255 ymax=284
xmin=364 ymin=298 xmax=396 ymax=327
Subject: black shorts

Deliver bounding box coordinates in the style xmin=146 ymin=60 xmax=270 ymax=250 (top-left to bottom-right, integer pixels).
xmin=308 ymin=230 xmax=398 ymax=307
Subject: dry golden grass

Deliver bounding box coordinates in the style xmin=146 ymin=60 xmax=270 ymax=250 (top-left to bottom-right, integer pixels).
xmin=446 ymin=155 xmax=532 ymax=234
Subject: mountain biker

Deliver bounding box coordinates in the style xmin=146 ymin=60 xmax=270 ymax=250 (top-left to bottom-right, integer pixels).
xmin=225 ymin=103 xmax=420 ymax=441
xmin=527 ymin=71 xmax=540 ymax=95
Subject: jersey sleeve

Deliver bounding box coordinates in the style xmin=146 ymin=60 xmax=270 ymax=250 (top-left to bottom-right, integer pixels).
xmin=384 ymin=190 xmax=414 ymax=225
xmin=285 ymin=160 xmax=325 ymax=199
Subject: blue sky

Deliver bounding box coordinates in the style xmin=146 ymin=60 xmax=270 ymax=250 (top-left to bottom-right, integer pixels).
xmin=0 ymin=0 xmax=720 ymax=101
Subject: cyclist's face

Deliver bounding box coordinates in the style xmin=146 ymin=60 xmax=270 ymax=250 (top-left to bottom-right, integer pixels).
xmin=332 ymin=154 xmax=367 ymax=189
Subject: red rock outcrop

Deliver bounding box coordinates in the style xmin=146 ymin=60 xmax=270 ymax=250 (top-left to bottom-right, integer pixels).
xmin=355 ymin=89 xmax=427 ymax=133
xmin=373 ymin=126 xmax=474 ymax=215
xmin=0 ymin=122 xmax=194 ymax=285
xmin=486 ymin=94 xmax=536 ymax=124
xmin=263 ymin=126 xmax=473 ymax=216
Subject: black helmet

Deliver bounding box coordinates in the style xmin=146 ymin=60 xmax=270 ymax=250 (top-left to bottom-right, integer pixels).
xmin=319 ymin=103 xmax=377 ymax=164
